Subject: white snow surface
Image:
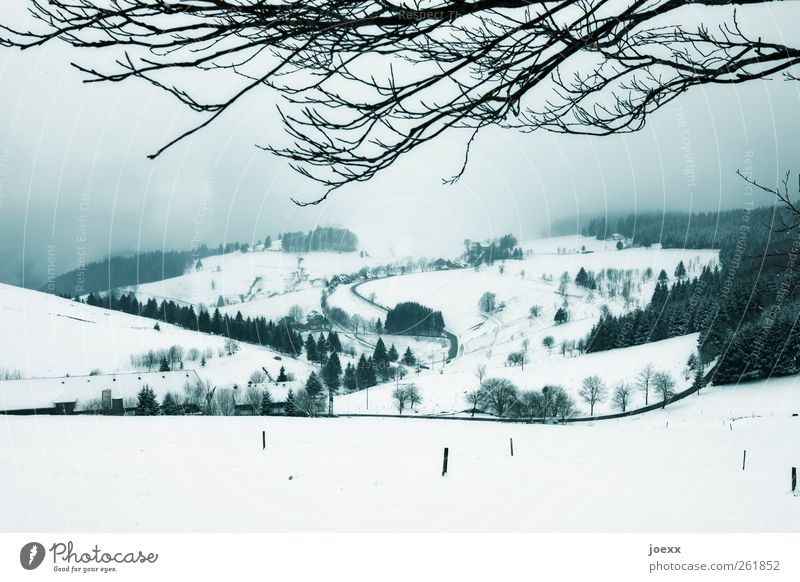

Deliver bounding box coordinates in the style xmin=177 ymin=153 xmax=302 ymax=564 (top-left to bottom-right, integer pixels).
xmin=2 ymin=375 xmax=799 ymax=531
xmin=0 ymin=283 xmax=314 ymax=390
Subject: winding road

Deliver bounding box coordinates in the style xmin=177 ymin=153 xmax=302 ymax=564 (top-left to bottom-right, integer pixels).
xmin=350 ymin=279 xmax=459 ymax=362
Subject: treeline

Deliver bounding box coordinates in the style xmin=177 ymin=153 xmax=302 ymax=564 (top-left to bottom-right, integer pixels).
xmin=585 ymin=205 xmax=800 ymax=384
xmin=462 ymin=234 xmax=524 ymax=265
xmin=581 ymin=207 xmax=786 ymax=255
xmin=384 ymin=302 xmax=445 ymax=336
xmin=280 ymin=227 xmax=358 ymax=253
xmin=83 ymin=291 xmax=304 ymax=356
xmin=45 ymin=243 xmax=252 ymax=296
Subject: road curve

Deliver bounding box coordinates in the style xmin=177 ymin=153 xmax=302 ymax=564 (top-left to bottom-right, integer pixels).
xmin=350 ymin=279 xmax=459 ymax=362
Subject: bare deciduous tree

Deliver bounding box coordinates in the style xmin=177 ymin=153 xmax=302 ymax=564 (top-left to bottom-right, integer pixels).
xmin=290 ymin=388 xmax=325 ymax=417
xmin=653 ymin=371 xmax=676 ymax=407
xmin=213 ymin=388 xmax=237 ymax=416
xmin=3 ymin=2 xmax=796 ymax=203
xmin=578 ymin=375 xmax=607 ymax=416
xmin=465 ymin=390 xmax=481 ymax=417
xmin=478 ymin=377 xmax=519 ymax=418
xmin=392 ymin=385 xmax=409 ymax=414
xmin=637 ymin=364 xmax=655 ymax=406
xmin=474 ymin=364 xmax=487 ymax=387
xmin=551 ymin=385 xmax=577 ymax=420
xmin=611 ymin=382 xmax=631 ymax=413
xmin=392 ymin=383 xmax=422 ymax=414
xmin=245 ymin=385 xmax=263 ymax=414
xmin=520 ymin=338 xmax=530 ymax=371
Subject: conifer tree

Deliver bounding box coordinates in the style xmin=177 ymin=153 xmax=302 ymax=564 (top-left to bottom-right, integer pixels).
xmin=305 ymin=372 xmax=323 ymax=398
xmin=159 ymin=357 xmax=170 ymax=372
xmin=285 ymin=388 xmax=299 ymax=416
xmin=322 ymin=352 xmax=342 ymax=384
xmin=136 ymin=385 xmax=159 ymax=416
xmin=373 ymin=337 xmax=389 ymax=367
xmin=276 ymin=366 xmax=288 ymax=382
xmin=161 ymin=392 xmax=179 ymax=415
xmin=327 ymin=331 xmax=342 ymax=353
xmin=388 ymin=344 xmax=399 ymax=363
xmin=343 ymin=363 xmax=357 ymax=391
xmin=260 ymin=390 xmax=273 ymax=415
xmin=304 ymin=334 xmax=318 ymax=362
xmin=356 ymin=354 xmax=371 ymax=388
xmin=402 ymin=346 xmax=416 ymax=366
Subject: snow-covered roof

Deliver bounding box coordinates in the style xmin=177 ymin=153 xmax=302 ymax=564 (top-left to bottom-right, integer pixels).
xmin=0 ymin=370 xmax=201 ymax=412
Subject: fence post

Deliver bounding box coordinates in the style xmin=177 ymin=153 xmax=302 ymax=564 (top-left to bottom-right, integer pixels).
xmin=509 ymin=438 xmax=514 ymax=457
xmin=793 ymin=467 xmax=797 ymax=492
xmin=442 ymin=447 xmax=449 ymax=477
xmin=262 ymin=430 xmax=266 ymax=450
xmin=742 ymin=450 xmax=746 ymax=471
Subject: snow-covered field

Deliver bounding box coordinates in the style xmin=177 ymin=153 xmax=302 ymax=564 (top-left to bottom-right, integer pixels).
xmin=0 ymin=283 xmax=314 ymax=389
xmin=2 ymin=374 xmax=799 ymax=532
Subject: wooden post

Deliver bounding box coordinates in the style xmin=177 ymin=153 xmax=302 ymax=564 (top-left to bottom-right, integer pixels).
xmin=442 ymin=447 xmax=449 ymax=477
xmin=262 ymin=430 xmax=266 ymax=450
xmin=509 ymin=438 xmax=514 ymax=457
xmin=793 ymin=467 xmax=797 ymax=492
xmin=742 ymin=450 xmax=746 ymax=471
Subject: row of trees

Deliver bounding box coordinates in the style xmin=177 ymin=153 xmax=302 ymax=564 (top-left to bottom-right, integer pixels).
xmin=468 ymin=362 xmax=684 ymax=419
xmin=84 ymin=292 xmax=304 ymax=356
xmin=466 ymin=378 xmax=577 ymax=420
xmin=280 ymin=227 xmax=358 ymax=253
xmin=462 ymin=234 xmax=524 ymax=266
xmin=384 ymin=302 xmax=445 ymax=337
xmin=134 ymin=380 xmax=275 ymax=417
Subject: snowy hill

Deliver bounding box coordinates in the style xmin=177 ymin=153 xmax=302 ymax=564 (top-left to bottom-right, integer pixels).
xmin=125 ymin=248 xmax=393 ymax=313
xmin=0 ymin=283 xmax=315 ymax=390
xmin=335 ymin=334 xmax=700 ymax=416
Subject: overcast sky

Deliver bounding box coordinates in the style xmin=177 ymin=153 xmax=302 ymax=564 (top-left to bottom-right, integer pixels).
xmin=2 ymin=3 xmax=800 ymax=288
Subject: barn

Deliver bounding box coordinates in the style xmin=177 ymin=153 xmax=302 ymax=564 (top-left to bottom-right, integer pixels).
xmin=0 ymin=370 xmax=202 ymax=415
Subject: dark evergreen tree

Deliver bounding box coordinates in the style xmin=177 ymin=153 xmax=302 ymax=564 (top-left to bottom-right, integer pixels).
xmin=384 ymin=302 xmax=445 ymax=336
xmin=260 ymin=390 xmax=273 ymax=415
xmin=373 ymin=337 xmax=389 ymax=366
xmin=276 ymin=366 xmax=288 ymax=382
xmin=305 ymin=372 xmax=324 ymax=398
xmin=161 ymin=392 xmax=179 ymax=415
xmin=402 ymin=346 xmax=416 ymax=366
xmin=285 ymin=389 xmax=299 ymax=416
xmin=159 ymin=356 xmax=171 ymax=372
xmin=136 ymin=385 xmax=159 ymax=416
xmin=343 ymin=363 xmax=357 ymax=391
xmin=387 ymin=343 xmax=399 ymax=362
xmin=327 ymin=331 xmax=342 ymax=353
xmin=304 ymin=334 xmax=318 ymax=362
xmin=321 ymin=352 xmax=342 ymax=393
xmin=356 ymin=354 xmax=371 ymax=388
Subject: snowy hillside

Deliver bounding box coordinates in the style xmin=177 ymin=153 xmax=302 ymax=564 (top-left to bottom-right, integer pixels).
xmin=126 ymin=249 xmax=393 ymax=312
xmin=0 ymin=283 xmax=314 ymax=389
xmin=335 ymin=334 xmax=700 ymax=416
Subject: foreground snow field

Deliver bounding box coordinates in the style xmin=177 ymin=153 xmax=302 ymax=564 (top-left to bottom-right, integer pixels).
xmin=2 ymin=375 xmax=799 ymax=532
